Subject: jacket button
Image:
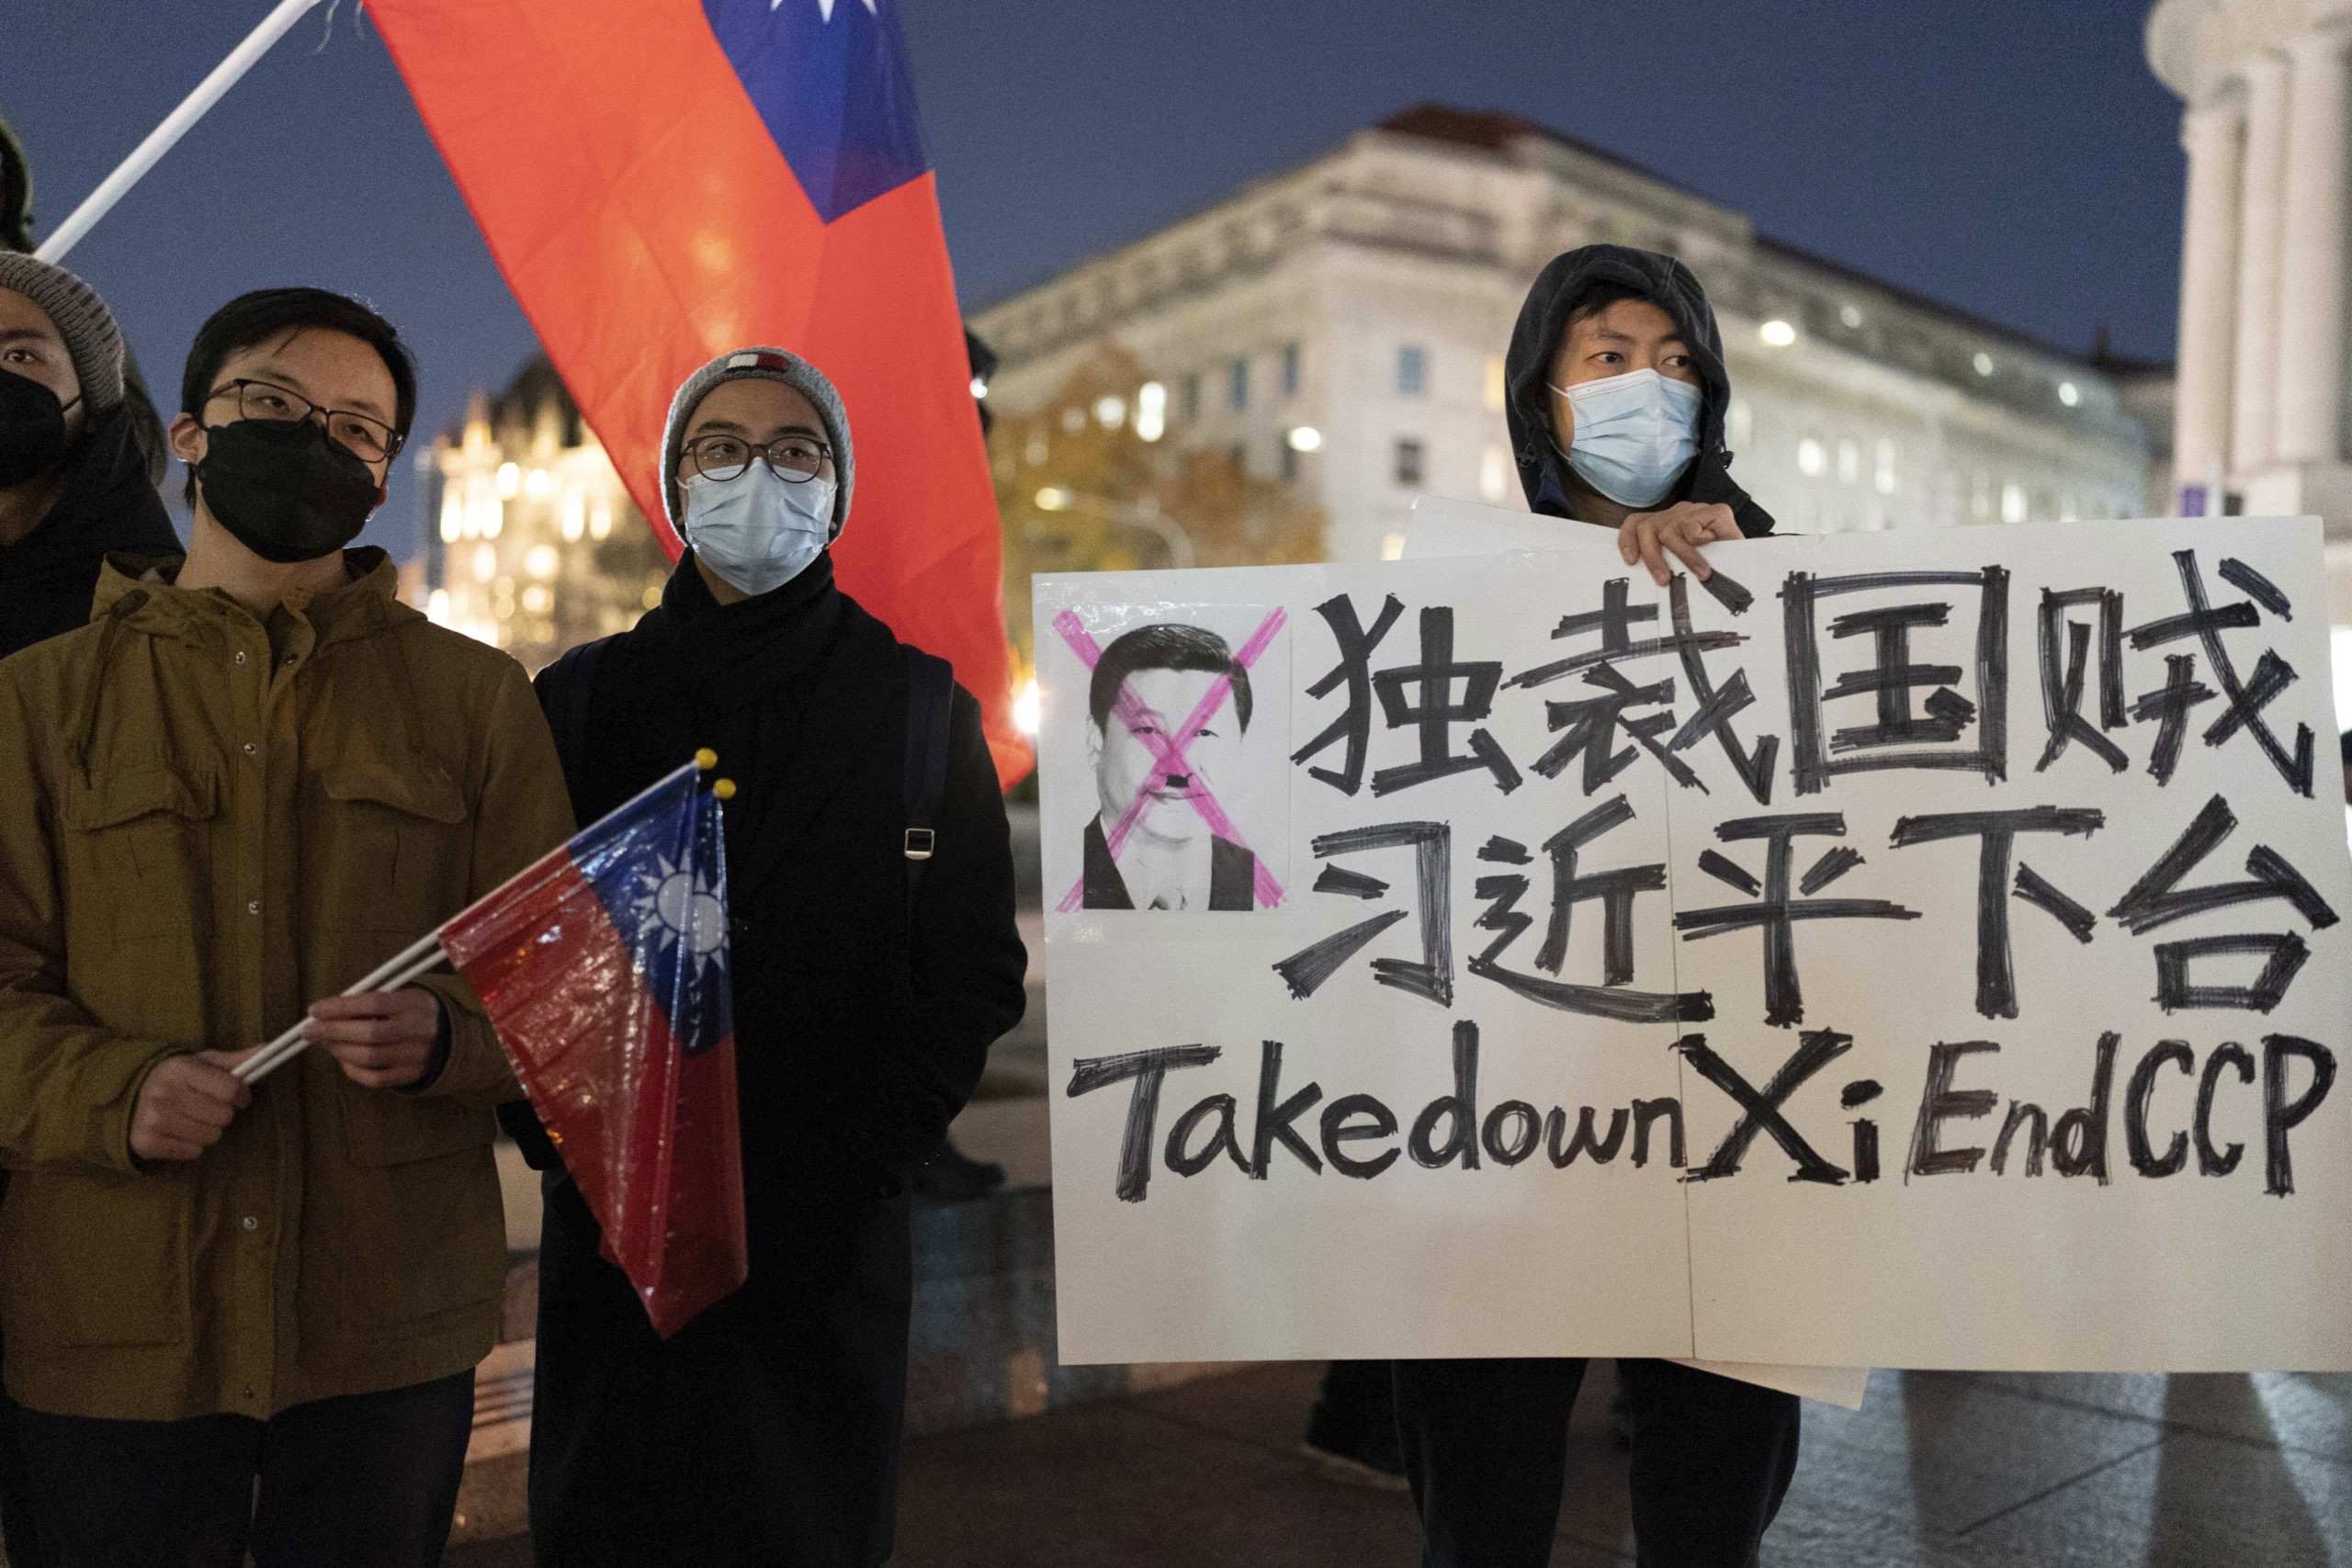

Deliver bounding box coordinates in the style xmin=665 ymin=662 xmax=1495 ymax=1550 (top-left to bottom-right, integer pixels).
xmin=242 ymin=742 xmax=257 ymax=757
xmin=241 ymin=1215 xmax=257 ymax=1232
xmin=246 ymin=900 xmax=261 ymax=917
xmin=233 ymin=651 xmax=247 ymax=666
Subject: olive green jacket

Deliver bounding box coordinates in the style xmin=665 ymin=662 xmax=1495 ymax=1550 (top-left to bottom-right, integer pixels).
xmin=0 ymin=550 xmax=572 ymax=1420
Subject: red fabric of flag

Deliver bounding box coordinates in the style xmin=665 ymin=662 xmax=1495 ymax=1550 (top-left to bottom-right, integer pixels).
xmin=440 ymin=763 xmax=747 ymax=1337
xmin=368 ymin=0 xmax=1028 ymax=784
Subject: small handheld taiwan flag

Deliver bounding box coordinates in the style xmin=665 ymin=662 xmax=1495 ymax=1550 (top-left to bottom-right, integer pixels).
xmin=440 ymin=756 xmax=747 ymax=1337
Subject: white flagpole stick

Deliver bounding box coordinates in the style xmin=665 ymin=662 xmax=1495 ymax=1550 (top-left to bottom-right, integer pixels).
xmin=34 ymin=0 xmax=327 ymax=265
xmin=233 ymin=930 xmax=447 ymax=1086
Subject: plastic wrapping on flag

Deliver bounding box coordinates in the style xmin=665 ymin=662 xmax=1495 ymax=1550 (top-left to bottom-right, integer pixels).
xmin=441 ymin=761 xmax=747 ymax=1336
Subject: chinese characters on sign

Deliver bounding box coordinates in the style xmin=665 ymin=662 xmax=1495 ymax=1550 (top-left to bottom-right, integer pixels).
xmin=1036 ymin=513 xmax=2352 ymax=1374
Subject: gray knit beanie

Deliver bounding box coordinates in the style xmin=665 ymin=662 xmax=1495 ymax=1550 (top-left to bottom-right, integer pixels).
xmin=660 ymin=346 xmax=854 ymax=538
xmin=0 ymin=253 xmax=126 ymax=412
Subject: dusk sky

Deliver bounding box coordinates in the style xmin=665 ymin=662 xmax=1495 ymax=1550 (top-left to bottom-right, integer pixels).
xmin=3 ymin=0 xmax=2183 ymax=558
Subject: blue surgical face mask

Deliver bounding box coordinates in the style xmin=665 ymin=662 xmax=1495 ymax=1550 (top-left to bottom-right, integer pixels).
xmin=1547 ymin=367 xmax=1703 ymax=509
xmin=680 ymin=465 xmax=834 ymax=597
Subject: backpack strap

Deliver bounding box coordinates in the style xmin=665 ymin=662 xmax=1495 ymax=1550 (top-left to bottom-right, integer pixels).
xmin=534 ymin=637 xmax=611 ymax=808
xmin=902 ymin=645 xmax=955 ymax=919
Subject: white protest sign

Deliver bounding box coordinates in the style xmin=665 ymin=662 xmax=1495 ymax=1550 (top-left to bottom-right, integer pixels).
xmin=1035 ymin=513 xmax=2352 ymax=1374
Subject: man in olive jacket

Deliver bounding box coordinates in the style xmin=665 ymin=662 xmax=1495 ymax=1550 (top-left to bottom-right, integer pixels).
xmin=0 ymin=288 xmax=571 ymax=1566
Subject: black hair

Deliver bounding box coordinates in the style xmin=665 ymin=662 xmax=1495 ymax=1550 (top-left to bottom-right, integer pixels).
xmin=1561 ymin=278 xmax=1651 ymax=330
xmin=179 ymin=287 xmax=417 ymax=505
xmin=1088 ymin=623 xmax=1251 ymax=735
xmin=2340 ymin=728 xmax=2351 ymax=767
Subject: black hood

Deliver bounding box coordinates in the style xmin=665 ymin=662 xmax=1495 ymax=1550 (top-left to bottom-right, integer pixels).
xmin=1504 ymin=243 xmax=1773 ymax=537
xmin=0 ymin=403 xmax=180 ymax=660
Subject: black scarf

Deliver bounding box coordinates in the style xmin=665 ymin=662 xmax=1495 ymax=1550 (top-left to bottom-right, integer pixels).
xmin=579 ymin=549 xmax=844 ymax=848
xmin=0 ymin=405 xmax=178 ymax=658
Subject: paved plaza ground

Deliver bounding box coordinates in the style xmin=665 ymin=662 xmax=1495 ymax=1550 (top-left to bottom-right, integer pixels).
xmin=449 ymin=1357 xmax=2352 ymax=1567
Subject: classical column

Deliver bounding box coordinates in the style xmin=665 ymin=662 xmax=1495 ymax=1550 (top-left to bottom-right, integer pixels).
xmin=2176 ymin=97 xmax=2245 ymax=489
xmin=2274 ymin=28 xmax=2352 ymax=465
xmin=2232 ymin=51 xmax=2292 ymax=471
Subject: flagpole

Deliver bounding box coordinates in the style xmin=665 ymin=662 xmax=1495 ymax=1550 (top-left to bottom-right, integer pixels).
xmin=34 ymin=0 xmax=327 ymax=265
xmin=233 ymin=930 xmax=448 ymax=1086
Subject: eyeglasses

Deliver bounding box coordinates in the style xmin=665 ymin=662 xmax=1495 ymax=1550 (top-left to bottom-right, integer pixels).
xmin=207 ymin=378 xmax=403 ymax=465
xmin=681 ymin=433 xmax=831 ymax=484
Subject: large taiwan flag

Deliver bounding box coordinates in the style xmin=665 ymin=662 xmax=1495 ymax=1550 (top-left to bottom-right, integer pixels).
xmin=368 ymin=0 xmax=1026 ymax=784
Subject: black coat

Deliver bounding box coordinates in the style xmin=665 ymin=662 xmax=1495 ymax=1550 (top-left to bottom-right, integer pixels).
xmin=0 ymin=404 xmax=175 ymax=1568
xmin=0 ymin=405 xmax=178 ymax=660
xmin=1503 ymin=243 xmax=1777 ymax=538
xmin=522 ymin=552 xmax=1027 ymax=1568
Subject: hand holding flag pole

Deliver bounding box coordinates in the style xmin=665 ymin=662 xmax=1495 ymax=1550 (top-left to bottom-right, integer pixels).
xmin=230 ymin=747 xmax=750 ymax=1334
xmin=232 ymin=750 xmax=736 ymax=1087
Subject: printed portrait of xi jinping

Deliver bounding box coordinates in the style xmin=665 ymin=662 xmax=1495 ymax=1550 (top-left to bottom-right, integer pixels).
xmin=1080 ymin=623 xmax=1261 ymax=911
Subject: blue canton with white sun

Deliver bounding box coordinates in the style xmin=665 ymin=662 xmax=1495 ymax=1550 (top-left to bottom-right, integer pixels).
xmin=601 ymin=783 xmax=734 ymax=1056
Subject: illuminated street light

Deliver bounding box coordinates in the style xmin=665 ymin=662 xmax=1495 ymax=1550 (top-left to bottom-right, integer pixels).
xmin=1759 ymin=320 xmax=1797 ymax=348
xmin=1287 ymin=425 xmax=1322 ymax=452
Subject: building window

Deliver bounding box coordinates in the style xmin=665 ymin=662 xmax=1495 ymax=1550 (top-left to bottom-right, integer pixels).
xmin=1281 ymin=342 xmax=1301 ymax=399
xmin=1484 ymin=355 xmax=1508 ymax=412
xmin=2001 ymin=481 xmax=2028 ymax=523
xmin=1380 ymin=531 xmax=1408 ymax=561
xmin=1836 ymin=438 xmax=1860 ymax=484
xmin=1281 ymin=443 xmax=1299 ymax=483
xmin=1228 ymin=358 xmax=1250 ymax=412
xmin=1479 ymin=444 xmax=1510 ymax=502
xmin=1873 ymin=438 xmax=1897 ymax=495
xmin=1182 ymin=373 xmax=1202 ymax=423
xmin=1394 ymin=438 xmax=1425 ymax=488
xmin=1397 ymin=344 xmax=1427 ymax=397
xmin=1797 ymin=436 xmax=1826 ymax=478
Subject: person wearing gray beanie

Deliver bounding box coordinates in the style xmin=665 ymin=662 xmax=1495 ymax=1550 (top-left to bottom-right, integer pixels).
xmin=659 ymin=344 xmax=854 ymax=543
xmin=514 ymin=347 xmax=1027 ymax=1566
xmin=0 ymin=254 xmax=175 ymax=658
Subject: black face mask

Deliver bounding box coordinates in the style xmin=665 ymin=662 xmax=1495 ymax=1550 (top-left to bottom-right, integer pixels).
xmin=0 ymin=368 xmax=77 ymax=488
xmin=195 ymin=418 xmax=382 ymax=564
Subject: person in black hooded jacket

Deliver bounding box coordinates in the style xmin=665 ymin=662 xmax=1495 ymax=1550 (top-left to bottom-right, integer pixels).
xmin=1389 ymin=245 xmax=1800 ymax=1568
xmin=0 ymin=250 xmax=175 ymax=1568
xmin=0 ymin=254 xmax=177 ymax=660
xmin=516 ymin=345 xmax=1027 ymax=1568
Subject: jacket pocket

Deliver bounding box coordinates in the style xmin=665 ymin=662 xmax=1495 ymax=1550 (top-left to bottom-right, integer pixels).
xmin=322 ymin=1087 xmax=504 ymax=1338
xmin=0 ymin=1168 xmax=188 ymax=1348
xmin=60 ymin=761 xmax=220 ymax=943
xmin=312 ymin=756 xmax=470 ymax=940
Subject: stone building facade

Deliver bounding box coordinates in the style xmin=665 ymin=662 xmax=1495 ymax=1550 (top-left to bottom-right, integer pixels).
xmin=969 ymin=105 xmax=2156 ymax=567
xmin=416 ymin=355 xmax=671 ymax=672
xmin=2151 ymin=0 xmax=2352 ymax=525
